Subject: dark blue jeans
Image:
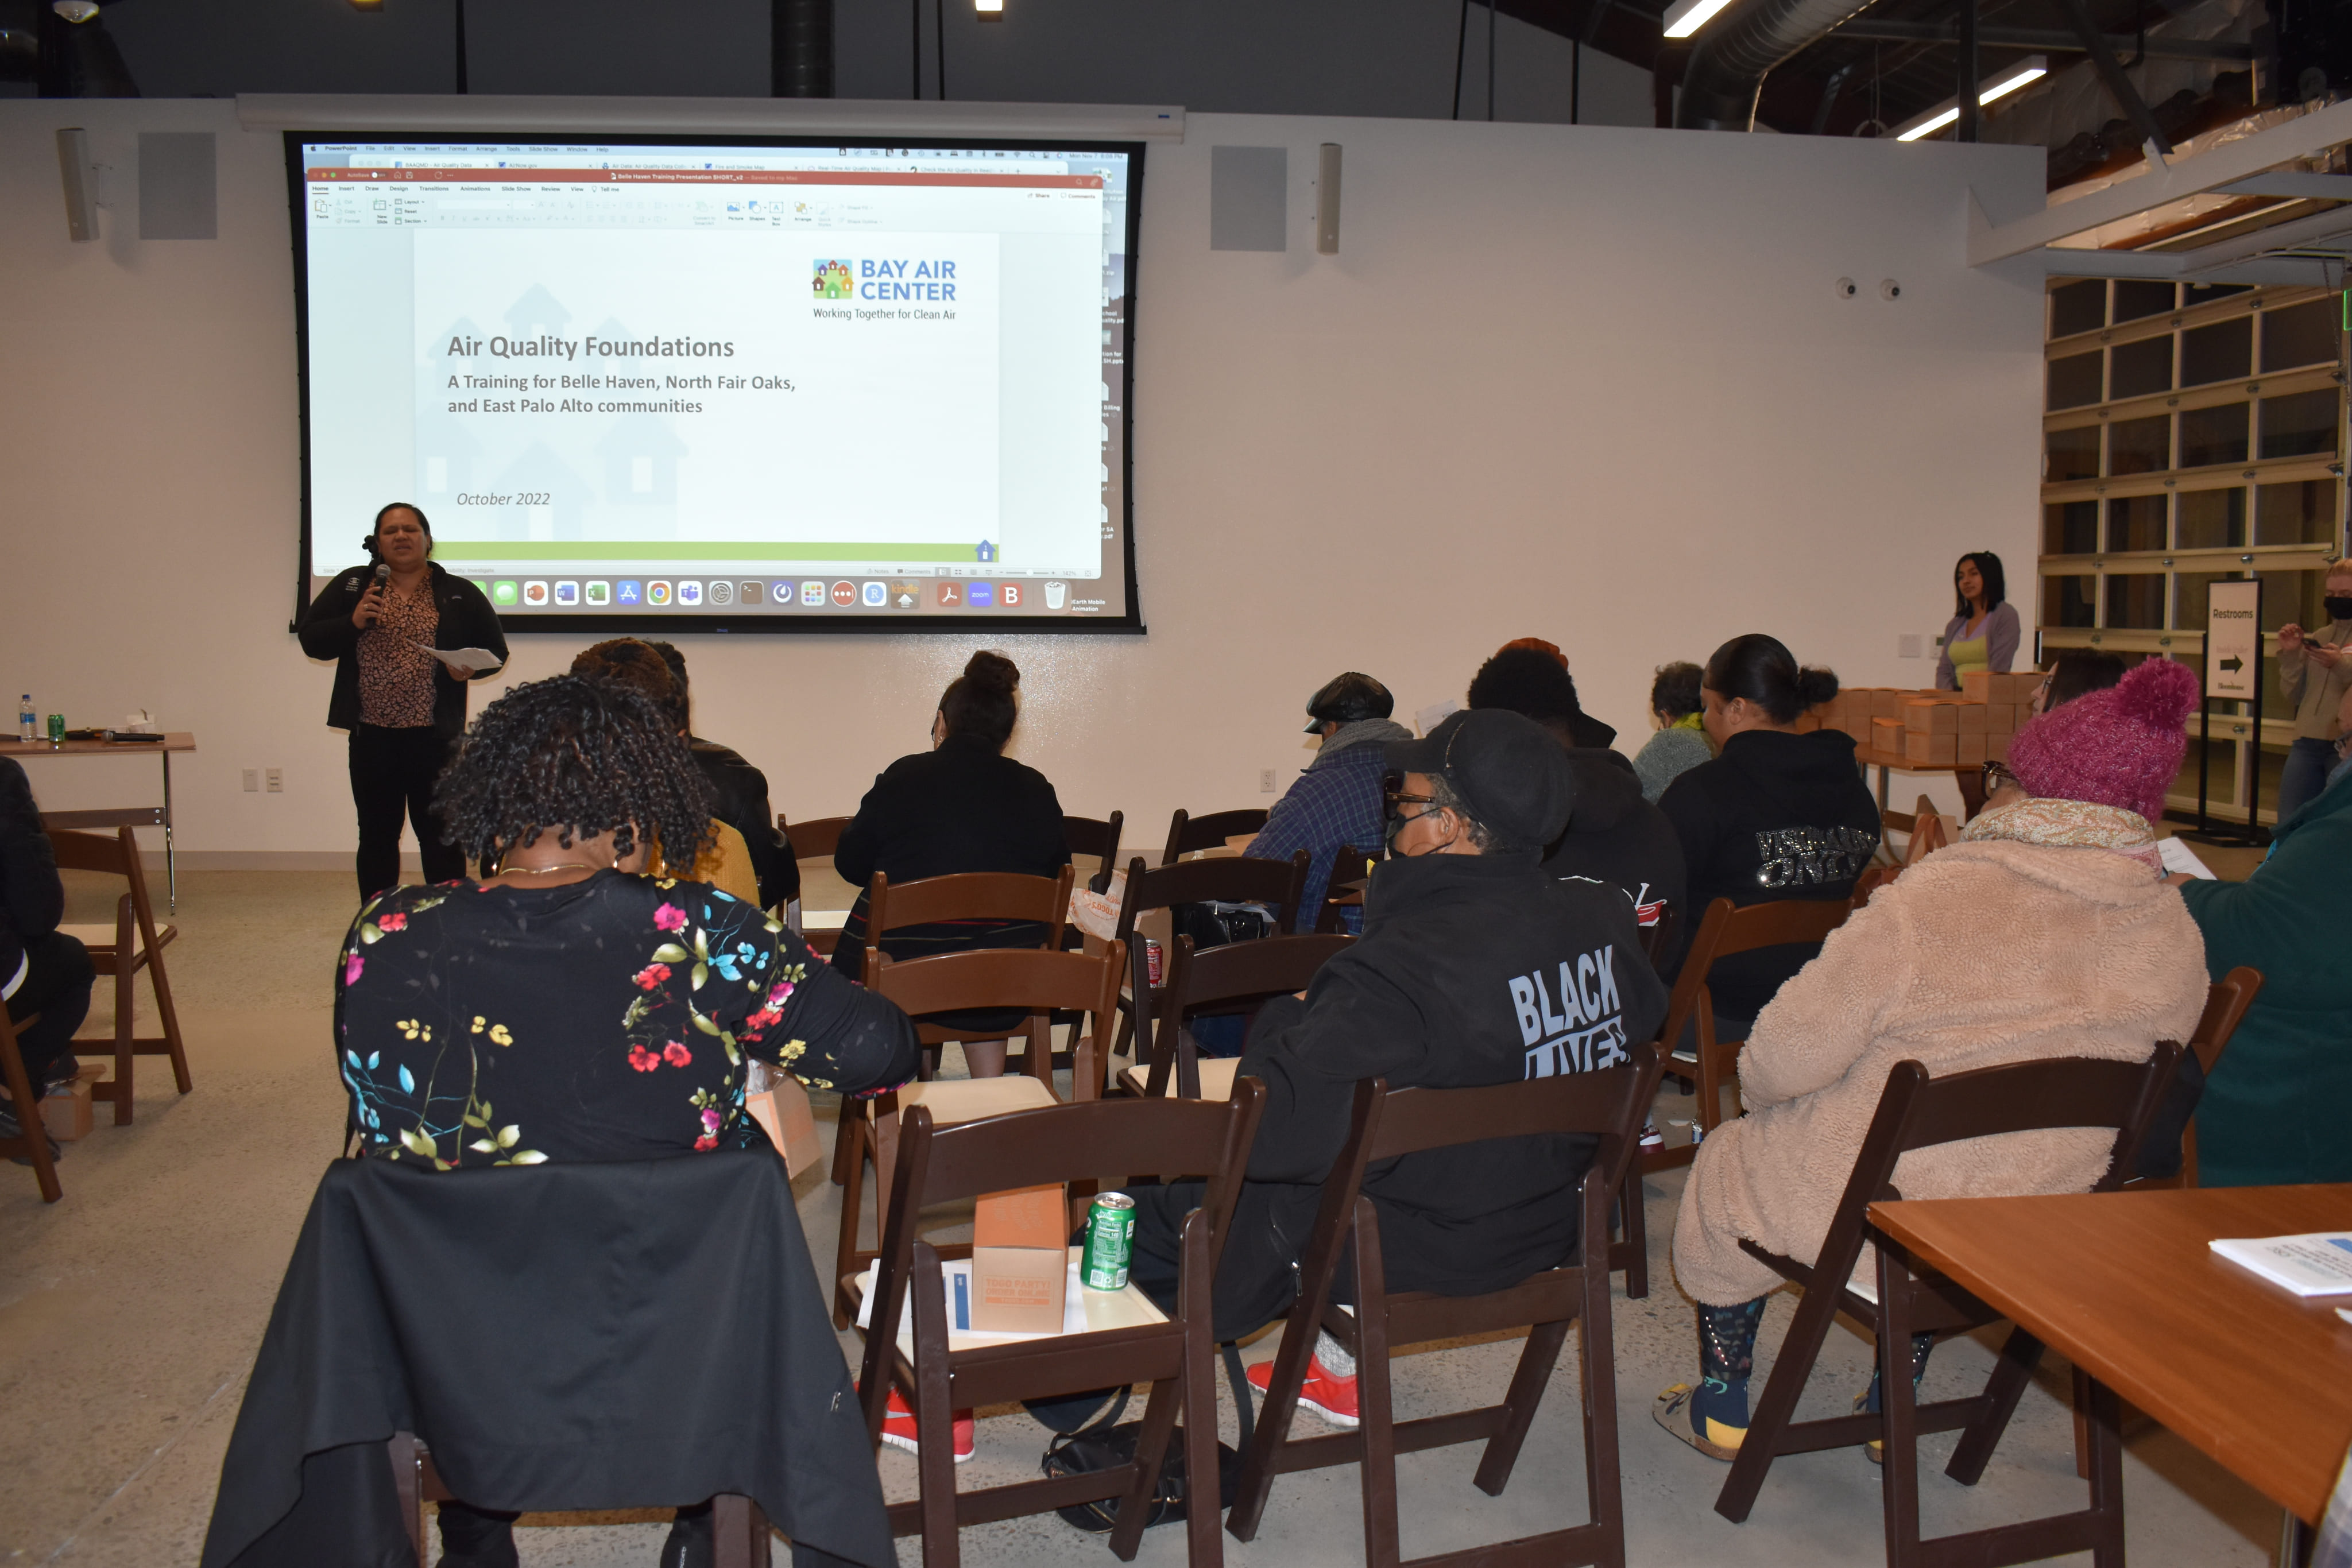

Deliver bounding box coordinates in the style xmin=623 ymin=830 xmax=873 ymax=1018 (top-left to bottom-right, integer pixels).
xmin=2277 ymin=735 xmax=2339 ymax=823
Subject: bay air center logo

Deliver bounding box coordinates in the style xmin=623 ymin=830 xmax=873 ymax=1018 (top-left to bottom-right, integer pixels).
xmin=810 ymin=257 xmax=961 ymax=303
xmin=1508 ymin=946 xmax=1631 ymax=1079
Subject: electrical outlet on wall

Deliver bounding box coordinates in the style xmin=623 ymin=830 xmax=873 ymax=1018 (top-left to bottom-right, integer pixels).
xmin=1259 ymin=768 xmax=1277 ymax=794
xmin=265 ymin=768 xmax=283 ymax=793
xmin=1898 ymin=634 xmax=1924 ymax=659
xmin=242 ymin=769 xmax=258 ymax=792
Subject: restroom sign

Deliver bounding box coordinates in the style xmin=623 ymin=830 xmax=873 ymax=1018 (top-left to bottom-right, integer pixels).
xmin=2204 ymin=579 xmax=2262 ymax=701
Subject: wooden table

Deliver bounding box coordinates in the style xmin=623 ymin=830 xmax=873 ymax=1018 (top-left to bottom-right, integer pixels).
xmin=1856 ymin=745 xmax=1986 ymax=820
xmin=1 ymin=733 xmax=196 ymax=911
xmin=1872 ymin=1183 xmax=2352 ymax=1527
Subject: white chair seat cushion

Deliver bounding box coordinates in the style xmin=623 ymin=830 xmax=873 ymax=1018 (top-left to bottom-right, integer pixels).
xmin=1113 ymin=1058 xmax=1239 ymax=1101
xmin=895 ymin=1075 xmax=1058 ymax=1124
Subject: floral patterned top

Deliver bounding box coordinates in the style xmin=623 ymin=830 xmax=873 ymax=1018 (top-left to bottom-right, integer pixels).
xmin=334 ymin=872 xmax=919 ymax=1168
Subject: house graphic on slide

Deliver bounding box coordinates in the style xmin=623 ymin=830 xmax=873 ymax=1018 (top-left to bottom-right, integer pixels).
xmin=812 ymin=260 xmax=854 ymax=300
xmin=505 ymin=284 xmax=572 ymax=341
xmin=416 ymin=315 xmax=490 ymax=499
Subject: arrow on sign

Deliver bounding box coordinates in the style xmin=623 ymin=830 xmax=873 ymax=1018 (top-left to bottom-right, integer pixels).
xmin=2219 ymin=656 xmax=2245 ymax=673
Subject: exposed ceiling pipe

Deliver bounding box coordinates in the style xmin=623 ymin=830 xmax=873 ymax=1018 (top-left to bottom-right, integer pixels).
xmin=1674 ymin=0 xmax=1878 ymax=130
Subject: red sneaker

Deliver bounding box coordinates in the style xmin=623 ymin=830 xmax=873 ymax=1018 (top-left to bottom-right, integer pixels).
xmin=874 ymin=1384 xmax=976 ymax=1463
xmin=1247 ymin=1354 xmax=1360 ymax=1429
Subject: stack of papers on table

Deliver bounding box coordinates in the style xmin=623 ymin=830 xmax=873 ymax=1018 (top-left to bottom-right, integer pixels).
xmin=2208 ymin=1233 xmax=2352 ymax=1296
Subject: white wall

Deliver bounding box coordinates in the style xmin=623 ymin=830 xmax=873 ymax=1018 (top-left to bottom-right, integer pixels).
xmin=0 ymin=100 xmax=2045 ymax=865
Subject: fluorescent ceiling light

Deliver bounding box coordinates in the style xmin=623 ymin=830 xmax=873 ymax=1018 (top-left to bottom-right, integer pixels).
xmin=1895 ymin=57 xmax=2048 ymax=141
xmin=1662 ymin=0 xmax=1736 ymax=39
xmin=975 ymin=0 xmax=1003 ymax=10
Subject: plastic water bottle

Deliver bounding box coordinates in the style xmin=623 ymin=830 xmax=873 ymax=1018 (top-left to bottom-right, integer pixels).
xmin=17 ymin=696 xmax=33 ymax=743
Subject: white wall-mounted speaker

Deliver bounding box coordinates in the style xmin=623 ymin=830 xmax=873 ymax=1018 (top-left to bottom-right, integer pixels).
xmin=1316 ymin=142 xmax=1341 ymax=255
xmin=57 ymin=128 xmax=96 ymax=243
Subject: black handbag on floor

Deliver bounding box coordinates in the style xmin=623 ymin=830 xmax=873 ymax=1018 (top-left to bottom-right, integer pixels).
xmin=1041 ymin=1421 xmax=1243 ymax=1532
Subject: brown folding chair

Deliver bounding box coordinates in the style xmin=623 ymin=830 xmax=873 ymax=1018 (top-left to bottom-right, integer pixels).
xmin=1312 ymin=846 xmax=1379 ymax=935
xmin=47 ymin=821 xmax=191 ymax=1125
xmin=2123 ymin=965 xmax=2262 ymax=1193
xmin=0 ymin=1004 xmax=62 ymax=1202
xmin=1107 ymin=851 xmax=1311 ymax=1062
xmin=1118 ymin=932 xmax=1355 ymax=1101
xmin=777 ymin=812 xmax=853 ymax=955
xmin=1620 ymin=895 xmax=1850 ymax=1298
xmin=832 ymin=944 xmax=1125 ymax=1327
xmin=861 ymin=867 xmax=1076 ymax=1080
xmin=1226 ymin=1045 xmax=1664 ymax=1568
xmin=1711 ymin=1043 xmax=2185 ymax=1568
xmin=854 ymin=1084 xmax=1266 ymax=1567
xmin=1063 ymin=811 xmax=1124 ymax=894
xmin=778 ymin=812 xmax=850 ymax=861
xmin=1160 ymin=808 xmax=1270 ymax=864
xmin=1903 ymin=808 xmax=1949 ymax=869
xmin=385 ymin=1441 xmax=771 ymax=1568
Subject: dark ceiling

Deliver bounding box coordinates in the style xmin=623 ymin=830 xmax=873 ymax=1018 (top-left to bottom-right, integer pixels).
xmin=1498 ymin=0 xmax=2238 ymax=144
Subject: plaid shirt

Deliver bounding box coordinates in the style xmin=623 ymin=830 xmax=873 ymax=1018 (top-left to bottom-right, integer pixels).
xmin=1247 ymin=741 xmax=1388 ymax=933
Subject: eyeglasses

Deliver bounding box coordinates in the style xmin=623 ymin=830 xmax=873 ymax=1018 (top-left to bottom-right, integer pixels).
xmin=1980 ymin=759 xmax=2020 ymax=795
xmin=1380 ymin=769 xmax=1438 ymax=821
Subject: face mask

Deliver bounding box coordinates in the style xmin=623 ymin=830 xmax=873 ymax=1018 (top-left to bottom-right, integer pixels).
xmin=2324 ymin=595 xmax=2352 ymax=621
xmin=1386 ymin=808 xmax=1456 ymax=857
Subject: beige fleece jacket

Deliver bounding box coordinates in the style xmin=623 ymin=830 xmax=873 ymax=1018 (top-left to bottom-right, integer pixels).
xmin=1672 ymin=838 xmax=2206 ymax=1306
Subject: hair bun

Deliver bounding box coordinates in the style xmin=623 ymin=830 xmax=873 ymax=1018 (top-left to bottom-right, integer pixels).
xmin=2114 ymin=657 xmax=2201 ymax=730
xmin=1794 ymin=666 xmax=1841 ymax=708
xmin=963 ymin=650 xmax=1019 ymax=693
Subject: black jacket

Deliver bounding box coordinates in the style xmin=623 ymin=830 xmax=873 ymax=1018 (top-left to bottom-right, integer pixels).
xmin=200 ymin=1151 xmax=892 ymax=1568
xmin=297 ymin=562 xmax=509 ymax=739
xmin=691 ymin=738 xmax=798 ymax=909
xmin=0 ymin=757 xmax=64 ymax=992
xmin=1232 ymin=850 xmax=1668 ymax=1314
xmin=829 ymin=735 xmax=1069 ymax=981
xmin=1542 ymin=748 xmax=1686 ymax=971
xmin=1655 ymin=728 xmax=1879 ymax=1019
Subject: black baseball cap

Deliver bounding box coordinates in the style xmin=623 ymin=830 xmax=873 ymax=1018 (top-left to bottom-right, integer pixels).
xmin=1383 ymin=708 xmax=1576 ymax=847
xmin=1304 ymin=672 xmax=1393 ymax=734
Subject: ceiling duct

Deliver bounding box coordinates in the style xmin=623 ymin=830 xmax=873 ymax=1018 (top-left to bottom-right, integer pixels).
xmin=1674 ymin=0 xmax=1878 ymax=130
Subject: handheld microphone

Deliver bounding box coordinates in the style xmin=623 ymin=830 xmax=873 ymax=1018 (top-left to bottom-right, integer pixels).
xmin=365 ymin=562 xmax=390 ymax=626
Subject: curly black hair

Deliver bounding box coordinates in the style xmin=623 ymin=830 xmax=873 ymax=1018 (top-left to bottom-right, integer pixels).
xmin=570 ymin=637 xmax=690 ymax=733
xmin=435 ymin=675 xmax=715 ymax=867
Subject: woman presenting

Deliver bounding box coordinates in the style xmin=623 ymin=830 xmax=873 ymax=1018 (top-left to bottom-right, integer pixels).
xmin=297 ymin=503 xmax=506 ymax=900
xmin=1934 ymin=551 xmax=2020 ymax=690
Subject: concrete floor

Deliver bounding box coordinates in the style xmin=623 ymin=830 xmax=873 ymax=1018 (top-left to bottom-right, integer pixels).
xmin=0 ymin=870 xmax=2283 ymax=1567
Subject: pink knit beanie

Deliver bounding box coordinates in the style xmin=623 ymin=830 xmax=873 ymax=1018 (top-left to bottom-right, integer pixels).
xmin=2006 ymin=658 xmax=2202 ymax=822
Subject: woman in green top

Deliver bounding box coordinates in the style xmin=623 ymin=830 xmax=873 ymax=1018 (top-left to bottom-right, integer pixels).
xmin=1935 ymin=551 xmax=2021 ymax=691
xmin=2172 ymin=681 xmax=2352 ymax=1186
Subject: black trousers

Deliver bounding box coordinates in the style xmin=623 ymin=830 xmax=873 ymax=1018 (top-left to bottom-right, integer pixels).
xmin=1129 ymin=1176 xmax=1344 ymax=1346
xmin=348 ymin=724 xmax=462 ymax=901
xmin=6 ymin=930 xmax=94 ymax=1089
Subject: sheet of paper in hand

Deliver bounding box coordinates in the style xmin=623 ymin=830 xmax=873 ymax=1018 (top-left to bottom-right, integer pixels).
xmin=416 ymin=644 xmax=504 ymax=676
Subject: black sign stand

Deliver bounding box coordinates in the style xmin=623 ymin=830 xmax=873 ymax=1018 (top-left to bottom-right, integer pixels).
xmin=2180 ymin=578 xmax=2268 ymax=849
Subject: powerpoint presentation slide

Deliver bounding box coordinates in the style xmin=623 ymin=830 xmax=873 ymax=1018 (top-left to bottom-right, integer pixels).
xmin=409 ymin=227 xmax=1003 ymax=570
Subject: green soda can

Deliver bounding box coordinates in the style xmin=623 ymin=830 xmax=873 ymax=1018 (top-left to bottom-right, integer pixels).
xmin=46 ymin=714 xmax=65 ymax=744
xmin=1081 ymin=1191 xmax=1136 ymax=1291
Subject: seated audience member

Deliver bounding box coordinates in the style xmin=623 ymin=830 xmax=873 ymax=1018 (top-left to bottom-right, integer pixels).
xmin=1247 ymin=672 xmax=1411 ymax=934
xmin=1489 ymin=637 xmax=1617 ymax=749
xmin=1633 ymin=660 xmax=1714 ymax=803
xmin=2274 ymin=558 xmax=2352 ymax=820
xmin=1125 ymin=710 xmax=1669 ymax=1419
xmin=643 ymin=640 xmax=798 ymax=912
xmin=1935 ymin=550 xmax=2020 ymax=690
xmin=831 ymin=652 xmax=1070 ymax=1077
xmin=566 ymin=639 xmax=759 ymax=905
xmin=2176 ymin=678 xmax=2352 ymax=1186
xmin=2030 ymin=648 xmax=2126 ymax=717
xmin=1656 ymin=635 xmax=1878 ymax=1031
xmin=333 ymin=673 xmax=918 ymax=1568
xmin=1660 ymin=658 xmax=2206 ymax=1459
xmin=1 ymin=757 xmax=94 ymax=1162
xmin=1466 ymin=645 xmax=1685 ymax=939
